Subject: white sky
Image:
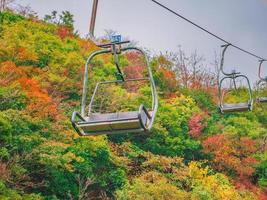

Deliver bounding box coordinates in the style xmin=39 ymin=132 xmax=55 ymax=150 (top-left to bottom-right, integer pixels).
xmin=15 ymin=0 xmax=267 ymax=83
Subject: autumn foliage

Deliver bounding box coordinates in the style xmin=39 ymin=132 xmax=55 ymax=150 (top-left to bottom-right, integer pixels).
xmin=0 ymin=11 xmax=266 ymax=200
xmin=188 ymin=112 xmax=207 ymax=138
xmin=203 ymin=134 xmax=258 ymax=178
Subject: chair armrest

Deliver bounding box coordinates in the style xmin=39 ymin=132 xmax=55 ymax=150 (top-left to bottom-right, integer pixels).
xmin=71 ymin=111 xmax=86 ymax=136
xmin=138 ymin=104 xmax=152 ymax=131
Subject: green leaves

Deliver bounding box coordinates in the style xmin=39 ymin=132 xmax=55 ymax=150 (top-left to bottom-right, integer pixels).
xmin=44 ymin=10 xmax=74 ymax=30
xmin=141 ymin=96 xmax=202 ymax=160
xmin=0 ymin=112 xmax=12 ymax=143
xmin=0 ymin=84 xmax=27 ymax=111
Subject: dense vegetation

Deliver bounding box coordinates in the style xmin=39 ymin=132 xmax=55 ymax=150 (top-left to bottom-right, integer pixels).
xmin=0 ymin=11 xmax=266 ymax=200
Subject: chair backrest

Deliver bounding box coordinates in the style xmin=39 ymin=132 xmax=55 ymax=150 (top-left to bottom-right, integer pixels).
xmin=88 ymin=78 xmax=150 ymax=114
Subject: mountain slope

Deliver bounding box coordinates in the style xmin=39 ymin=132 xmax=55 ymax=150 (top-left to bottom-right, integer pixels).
xmin=0 ymin=11 xmax=266 ymax=200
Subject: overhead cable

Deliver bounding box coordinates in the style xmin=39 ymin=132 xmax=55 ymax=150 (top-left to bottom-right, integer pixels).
xmin=150 ymin=0 xmax=266 ymax=61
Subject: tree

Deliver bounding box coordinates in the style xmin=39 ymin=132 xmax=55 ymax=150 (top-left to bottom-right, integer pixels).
xmin=44 ymin=10 xmax=74 ymax=29
xmin=0 ymin=0 xmax=14 ymax=12
xmin=159 ymin=48 xmax=217 ymax=91
xmin=15 ymin=4 xmax=37 ymax=18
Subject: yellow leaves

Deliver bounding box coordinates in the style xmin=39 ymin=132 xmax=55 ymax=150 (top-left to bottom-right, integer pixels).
xmin=62 ymin=152 xmax=84 ymax=172
xmin=187 ymin=161 xmax=256 ymax=200
xmin=44 ymin=140 xmax=70 ymax=149
xmin=116 ymin=171 xmax=189 ymax=200
xmin=164 ymin=94 xmax=200 ymax=116
xmin=143 ymin=152 xmax=184 ymax=173
xmin=0 ymin=22 xmax=39 ymax=64
xmin=78 ymin=38 xmax=98 ymax=56
xmin=188 ymin=161 xmax=209 ymax=182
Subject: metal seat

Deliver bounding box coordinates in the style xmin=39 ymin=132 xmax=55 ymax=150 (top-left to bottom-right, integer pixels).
xmin=71 ymin=41 xmax=158 ymax=136
xmin=72 ymin=105 xmax=153 ymax=135
xmin=257 ymin=97 xmax=267 ymax=103
xmin=220 ymin=102 xmax=252 ymax=113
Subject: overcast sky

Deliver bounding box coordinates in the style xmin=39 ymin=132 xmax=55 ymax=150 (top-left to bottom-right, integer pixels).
xmin=15 ymin=0 xmax=267 ymax=83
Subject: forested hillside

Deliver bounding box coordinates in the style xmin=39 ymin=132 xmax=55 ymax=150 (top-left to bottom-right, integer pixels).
xmin=0 ymin=11 xmax=266 ymax=200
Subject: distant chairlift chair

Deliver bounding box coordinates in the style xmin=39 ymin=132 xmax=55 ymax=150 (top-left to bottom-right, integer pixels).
xmin=257 ymin=59 xmax=267 ymax=103
xmin=71 ymin=39 xmax=158 ymax=136
xmin=218 ymin=44 xmax=253 ymax=113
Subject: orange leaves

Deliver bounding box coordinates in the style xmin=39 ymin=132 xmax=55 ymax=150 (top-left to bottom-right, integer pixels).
xmin=17 ymin=47 xmax=38 ymax=63
xmin=159 ymin=67 xmax=177 ymax=90
xmin=0 ymin=61 xmax=58 ymax=120
xmin=19 ymin=77 xmax=49 ymax=100
xmin=18 ymin=77 xmax=58 ymax=120
xmin=0 ymin=61 xmax=26 ymax=86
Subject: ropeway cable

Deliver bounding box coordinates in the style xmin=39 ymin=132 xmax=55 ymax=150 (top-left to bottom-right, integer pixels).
xmin=150 ymin=0 xmax=266 ymax=61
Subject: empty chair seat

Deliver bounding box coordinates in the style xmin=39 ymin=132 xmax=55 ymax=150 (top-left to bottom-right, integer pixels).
xmin=257 ymin=97 xmax=267 ymax=103
xmin=72 ymin=105 xmax=153 ymax=136
xmin=220 ymin=103 xmax=252 ymax=113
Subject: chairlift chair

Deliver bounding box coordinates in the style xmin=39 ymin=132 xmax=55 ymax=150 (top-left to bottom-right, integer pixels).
xmin=218 ymin=44 xmax=253 ymax=113
xmin=71 ymin=39 xmax=158 ymax=136
xmin=256 ymin=59 xmax=267 ymax=103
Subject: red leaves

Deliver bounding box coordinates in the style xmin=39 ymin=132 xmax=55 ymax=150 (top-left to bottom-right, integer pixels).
xmin=203 ymin=134 xmax=258 ymax=178
xmin=240 ymin=137 xmax=258 ymax=154
xmin=188 ymin=112 xmax=207 ymax=138
xmin=125 ymin=52 xmax=143 ymax=66
xmin=203 ymin=135 xmax=262 ymax=197
xmin=123 ymin=52 xmax=147 ymax=92
xmin=124 ymin=65 xmax=145 ymax=92
xmin=124 ymin=65 xmax=144 ymax=80
xmin=57 ymin=26 xmax=72 ymax=40
xmin=124 ymin=52 xmax=146 ymax=80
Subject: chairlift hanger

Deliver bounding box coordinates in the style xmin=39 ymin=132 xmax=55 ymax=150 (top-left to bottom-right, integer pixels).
xmin=218 ymin=44 xmax=253 ymax=113
xmin=71 ymin=41 xmax=158 ymax=136
xmin=71 ymin=0 xmax=158 ymax=136
xmin=257 ymin=59 xmax=267 ymax=103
